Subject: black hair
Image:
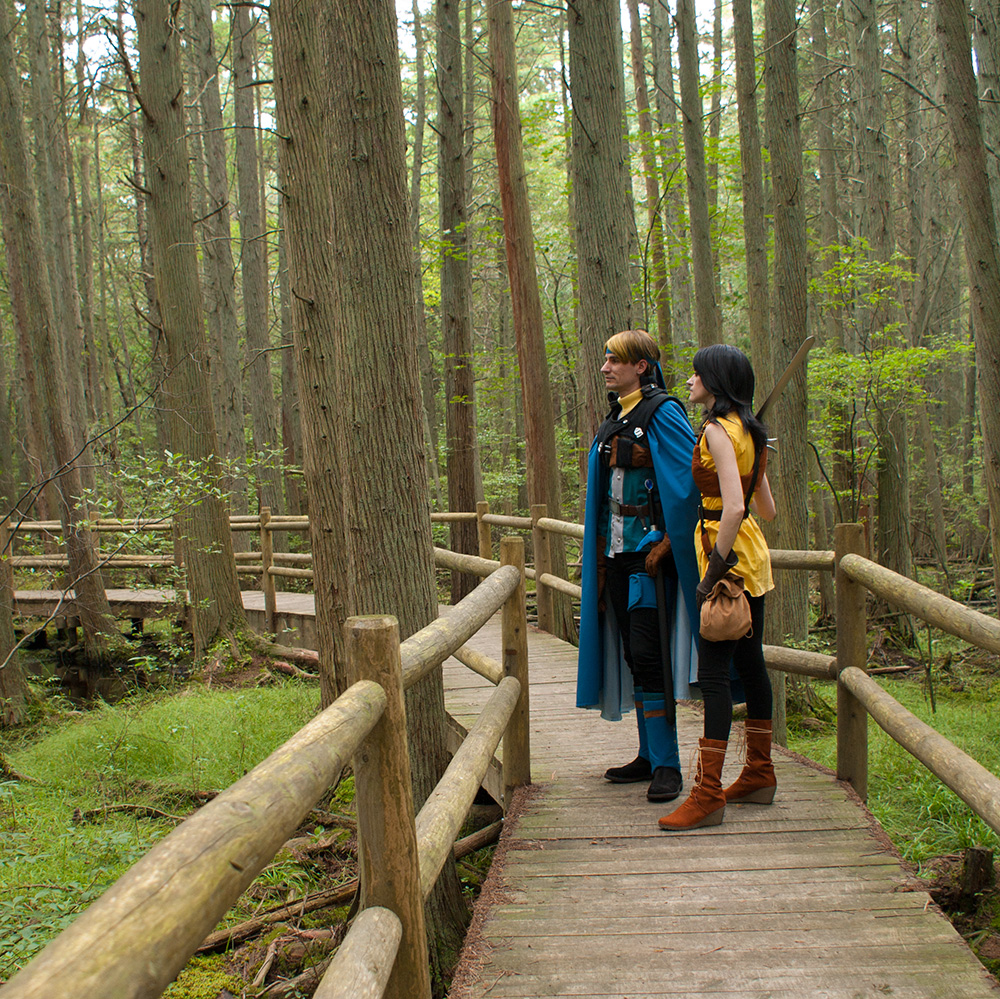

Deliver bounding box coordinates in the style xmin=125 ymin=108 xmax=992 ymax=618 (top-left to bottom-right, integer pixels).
xmin=692 ymin=343 xmax=768 ymax=453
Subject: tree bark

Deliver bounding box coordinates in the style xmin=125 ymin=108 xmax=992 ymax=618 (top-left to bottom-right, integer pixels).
xmin=848 ymin=0 xmax=911 ymax=581
xmin=234 ymin=4 xmax=284 ymax=522
xmin=0 ymin=0 xmax=117 ymax=658
xmin=136 ymin=0 xmax=245 ymax=656
xmin=568 ymin=0 xmax=636 ymax=437
xmin=732 ymin=0 xmax=772 ymax=391
xmin=438 ymin=0 xmax=479 ymax=599
xmin=188 ymin=0 xmax=249 ymax=520
xmin=625 ymin=0 xmax=671 ymax=357
xmin=765 ymin=0 xmax=809 ymax=742
xmin=409 ymin=0 xmax=444 ymax=511
xmin=487 ymin=0 xmax=576 ymax=641
xmin=936 ymin=0 xmax=1000 ymax=606
xmin=272 ymin=0 xmax=469 ymax=977
xmin=651 ymin=0 xmax=692 ymax=361
xmin=676 ymin=0 xmax=718 ymax=347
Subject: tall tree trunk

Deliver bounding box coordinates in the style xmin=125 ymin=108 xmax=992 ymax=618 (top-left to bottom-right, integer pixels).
xmin=651 ymin=0 xmax=692 ymax=364
xmin=136 ymin=0 xmax=245 ymax=656
xmin=849 ymin=0 xmax=911 ymax=581
xmin=277 ymin=202 xmax=305 ymax=516
xmin=410 ymin=0 xmax=444 ymax=509
xmin=189 ymin=0 xmax=249 ymax=520
xmin=487 ymin=0 xmax=575 ymax=640
xmin=973 ymin=0 xmax=1000 ymax=238
xmin=676 ymin=0 xmax=718 ymax=347
xmin=937 ymin=0 xmax=1000 ymax=606
xmin=116 ymin=0 xmax=167 ymax=448
xmin=75 ymin=0 xmax=102 ymax=435
xmin=568 ymin=0 xmax=636 ymax=438
xmin=765 ymin=0 xmax=809 ymax=744
xmin=0 ymin=0 xmax=118 ymax=659
xmin=272 ymin=0 xmax=468 ymax=981
xmin=707 ymin=0 xmax=724 ymax=333
xmin=234 ymin=4 xmax=283 ymax=521
xmin=732 ymin=0 xmax=772 ymax=391
xmin=809 ymin=0 xmax=850 ymax=503
xmin=625 ymin=0 xmax=671 ymax=358
xmin=438 ymin=0 xmax=479 ymax=599
xmin=27 ymin=0 xmax=93 ymax=476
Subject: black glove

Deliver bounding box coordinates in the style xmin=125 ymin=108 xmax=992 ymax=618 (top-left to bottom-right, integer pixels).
xmin=696 ymin=546 xmax=738 ymax=606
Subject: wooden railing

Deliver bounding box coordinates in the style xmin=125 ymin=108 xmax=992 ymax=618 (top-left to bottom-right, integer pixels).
xmin=0 ymin=539 xmax=531 ymax=999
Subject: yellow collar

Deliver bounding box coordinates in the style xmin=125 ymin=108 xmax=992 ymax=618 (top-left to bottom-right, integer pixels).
xmin=618 ymin=387 xmax=643 ymax=416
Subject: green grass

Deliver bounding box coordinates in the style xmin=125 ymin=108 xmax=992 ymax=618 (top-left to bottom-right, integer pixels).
xmin=788 ymin=673 xmax=1000 ymax=869
xmin=0 ymin=682 xmax=320 ymax=982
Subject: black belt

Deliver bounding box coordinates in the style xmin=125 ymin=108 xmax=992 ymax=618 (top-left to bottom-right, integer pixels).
xmin=699 ymin=504 xmax=722 ymax=521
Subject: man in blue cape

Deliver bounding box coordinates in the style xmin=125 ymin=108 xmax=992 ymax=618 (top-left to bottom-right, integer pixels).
xmin=576 ymin=330 xmax=701 ymax=802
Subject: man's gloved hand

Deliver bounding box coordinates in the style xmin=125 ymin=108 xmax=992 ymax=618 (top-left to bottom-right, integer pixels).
xmin=695 ymin=546 xmax=738 ymax=606
xmin=644 ymin=536 xmax=672 ymax=577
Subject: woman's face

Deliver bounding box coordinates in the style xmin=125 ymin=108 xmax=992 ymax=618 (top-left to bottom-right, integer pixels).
xmin=687 ymin=371 xmax=713 ymax=407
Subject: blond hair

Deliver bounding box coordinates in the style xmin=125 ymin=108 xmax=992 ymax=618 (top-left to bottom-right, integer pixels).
xmin=605 ymin=329 xmax=659 ymax=366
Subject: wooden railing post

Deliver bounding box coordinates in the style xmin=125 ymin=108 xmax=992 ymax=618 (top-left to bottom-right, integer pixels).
xmin=345 ymin=616 xmax=430 ymax=999
xmin=530 ymin=503 xmax=553 ymax=634
xmin=476 ymin=500 xmax=492 ymax=560
xmin=500 ymin=536 xmax=530 ymax=806
xmin=835 ymin=523 xmax=868 ymax=799
xmin=260 ymin=507 xmax=276 ymax=633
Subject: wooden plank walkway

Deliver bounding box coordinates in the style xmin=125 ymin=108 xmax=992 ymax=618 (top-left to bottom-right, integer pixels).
xmin=15 ymin=586 xmax=999 ymax=995
xmin=444 ymin=618 xmax=1000 ymax=999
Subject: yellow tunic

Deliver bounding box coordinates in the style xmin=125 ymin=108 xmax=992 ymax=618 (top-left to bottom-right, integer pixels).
xmin=694 ymin=415 xmax=774 ymax=597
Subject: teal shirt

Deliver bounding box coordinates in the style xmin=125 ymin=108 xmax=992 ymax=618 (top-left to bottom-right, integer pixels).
xmin=601 ymin=463 xmax=658 ymax=555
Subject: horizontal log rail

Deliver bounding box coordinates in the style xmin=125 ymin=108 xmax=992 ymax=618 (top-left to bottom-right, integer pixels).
xmin=9 ymin=501 xmax=997 ymax=867
xmin=3 ymin=538 xmax=532 ymax=999
xmin=415 ymin=675 xmax=521 ymax=898
xmin=0 ymin=679 xmax=387 ymax=999
xmin=840 ymin=553 xmax=1000 ymax=654
xmin=839 ymin=666 xmax=1000 ymax=836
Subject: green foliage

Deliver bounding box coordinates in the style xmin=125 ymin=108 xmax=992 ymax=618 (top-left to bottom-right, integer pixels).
xmin=806 ymin=238 xmax=971 ymax=521
xmin=0 ymin=683 xmax=318 ymax=980
xmin=789 ymin=674 xmax=1000 ymax=868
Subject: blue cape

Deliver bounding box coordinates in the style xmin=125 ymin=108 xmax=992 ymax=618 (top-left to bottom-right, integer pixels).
xmin=576 ymin=396 xmax=702 ymax=721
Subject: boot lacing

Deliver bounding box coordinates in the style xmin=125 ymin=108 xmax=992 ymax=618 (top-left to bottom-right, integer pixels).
xmin=685 ymin=740 xmax=726 ymax=782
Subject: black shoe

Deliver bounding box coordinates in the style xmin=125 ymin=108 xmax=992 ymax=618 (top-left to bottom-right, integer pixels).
xmin=603 ymin=755 xmax=653 ymax=783
xmin=647 ymin=766 xmax=683 ymax=802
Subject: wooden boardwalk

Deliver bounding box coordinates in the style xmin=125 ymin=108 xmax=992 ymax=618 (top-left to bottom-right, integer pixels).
xmin=444 ymin=619 xmax=999 ymax=999
xmin=14 ymin=586 xmax=999 ymax=995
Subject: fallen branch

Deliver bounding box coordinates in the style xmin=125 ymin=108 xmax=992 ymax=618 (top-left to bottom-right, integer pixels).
xmin=253 ymin=636 xmax=319 ymax=667
xmin=270 ymin=659 xmax=318 ymax=681
xmin=196 ymin=820 xmax=502 ymax=954
xmin=196 ymin=883 xmax=358 ymax=954
xmin=0 ymin=754 xmax=37 ymax=782
xmin=258 ymin=955 xmax=333 ymax=997
xmin=72 ymin=803 xmax=183 ymax=824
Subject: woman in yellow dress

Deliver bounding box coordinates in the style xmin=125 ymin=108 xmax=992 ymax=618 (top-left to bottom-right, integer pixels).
xmin=659 ymin=344 xmax=777 ymax=830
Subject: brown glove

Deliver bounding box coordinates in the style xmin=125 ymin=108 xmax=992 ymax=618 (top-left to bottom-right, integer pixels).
xmin=696 ymin=545 xmax=738 ymax=606
xmin=644 ymin=535 xmax=672 ymax=577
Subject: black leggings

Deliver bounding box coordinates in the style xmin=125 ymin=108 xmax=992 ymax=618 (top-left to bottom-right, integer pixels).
xmin=605 ymin=551 xmax=676 ymax=695
xmin=698 ymin=593 xmax=771 ymax=741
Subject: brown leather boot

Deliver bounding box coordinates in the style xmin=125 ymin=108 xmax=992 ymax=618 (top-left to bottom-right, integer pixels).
xmin=658 ymin=738 xmax=727 ymax=830
xmin=724 ymin=720 xmax=776 ymax=804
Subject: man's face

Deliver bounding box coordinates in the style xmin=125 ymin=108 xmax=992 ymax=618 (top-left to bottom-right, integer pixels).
xmin=601 ymin=351 xmax=646 ymax=396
